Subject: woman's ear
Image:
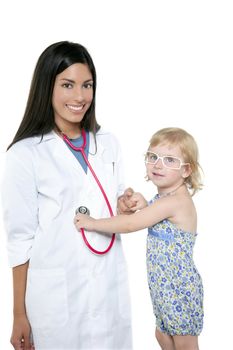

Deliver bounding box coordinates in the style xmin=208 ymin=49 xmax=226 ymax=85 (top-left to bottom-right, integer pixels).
xmin=182 ymin=164 xmax=192 ymax=179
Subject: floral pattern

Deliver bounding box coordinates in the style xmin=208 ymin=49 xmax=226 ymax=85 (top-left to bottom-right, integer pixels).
xmin=147 ymin=195 xmax=204 ymax=336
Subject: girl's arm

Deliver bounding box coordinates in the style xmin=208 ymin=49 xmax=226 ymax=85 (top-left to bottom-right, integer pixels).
xmin=11 ymin=262 xmax=33 ymax=349
xmin=75 ymin=194 xmax=177 ymax=233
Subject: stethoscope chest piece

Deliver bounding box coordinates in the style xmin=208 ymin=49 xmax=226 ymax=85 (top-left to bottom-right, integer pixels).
xmin=76 ymin=206 xmax=90 ymax=216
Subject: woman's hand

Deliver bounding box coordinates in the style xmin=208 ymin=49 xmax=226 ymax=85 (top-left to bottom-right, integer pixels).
xmin=74 ymin=213 xmax=96 ymax=231
xmin=11 ymin=313 xmax=34 ymax=350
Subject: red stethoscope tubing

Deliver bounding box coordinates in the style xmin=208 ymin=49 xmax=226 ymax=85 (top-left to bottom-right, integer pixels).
xmin=62 ymin=129 xmax=115 ymax=255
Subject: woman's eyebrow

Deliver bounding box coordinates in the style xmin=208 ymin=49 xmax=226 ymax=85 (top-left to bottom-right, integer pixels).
xmin=60 ymin=78 xmax=93 ymax=83
xmin=60 ymin=78 xmax=75 ymax=83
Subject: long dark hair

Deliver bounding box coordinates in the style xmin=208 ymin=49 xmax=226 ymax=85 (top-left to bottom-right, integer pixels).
xmin=8 ymin=41 xmax=100 ymax=149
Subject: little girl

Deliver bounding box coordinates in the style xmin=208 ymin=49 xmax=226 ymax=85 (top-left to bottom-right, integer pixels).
xmin=75 ymin=127 xmax=204 ymax=350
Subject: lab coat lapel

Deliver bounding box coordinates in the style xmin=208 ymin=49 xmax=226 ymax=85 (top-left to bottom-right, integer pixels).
xmin=48 ymin=130 xmax=106 ymax=203
xmin=50 ymin=130 xmax=90 ymax=179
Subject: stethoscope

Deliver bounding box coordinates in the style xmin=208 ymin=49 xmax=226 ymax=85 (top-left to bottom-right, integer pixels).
xmin=62 ymin=129 xmax=115 ymax=255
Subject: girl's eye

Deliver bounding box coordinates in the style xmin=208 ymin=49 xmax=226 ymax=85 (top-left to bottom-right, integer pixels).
xmin=165 ymin=157 xmax=176 ymax=163
xmin=150 ymin=155 xmax=157 ymax=161
xmin=146 ymin=153 xmax=158 ymax=162
xmin=62 ymin=83 xmax=73 ymax=89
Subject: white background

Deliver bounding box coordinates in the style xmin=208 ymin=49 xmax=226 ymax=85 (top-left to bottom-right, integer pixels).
xmin=0 ymin=1 xmax=232 ymax=349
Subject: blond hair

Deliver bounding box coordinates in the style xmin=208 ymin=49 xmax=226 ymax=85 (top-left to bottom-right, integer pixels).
xmin=148 ymin=127 xmax=203 ymax=195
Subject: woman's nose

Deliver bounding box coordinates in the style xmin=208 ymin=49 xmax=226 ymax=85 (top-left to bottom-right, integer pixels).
xmin=74 ymin=87 xmax=85 ymax=102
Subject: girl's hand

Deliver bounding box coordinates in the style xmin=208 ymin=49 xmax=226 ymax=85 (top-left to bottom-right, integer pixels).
xmin=11 ymin=313 xmax=34 ymax=350
xmin=117 ymin=188 xmax=148 ymax=214
xmin=74 ymin=213 xmax=96 ymax=231
xmin=117 ymin=188 xmax=137 ymax=214
xmin=129 ymin=192 xmax=148 ymax=211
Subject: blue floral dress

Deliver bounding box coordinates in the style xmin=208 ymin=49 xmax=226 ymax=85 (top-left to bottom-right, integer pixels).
xmin=147 ymin=194 xmax=204 ymax=336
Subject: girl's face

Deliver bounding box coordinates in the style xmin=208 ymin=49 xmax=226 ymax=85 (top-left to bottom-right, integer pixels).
xmin=145 ymin=143 xmax=191 ymax=193
xmin=52 ymin=63 xmax=93 ymax=134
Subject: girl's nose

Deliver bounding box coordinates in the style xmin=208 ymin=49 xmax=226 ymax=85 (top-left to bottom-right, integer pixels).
xmin=154 ymin=157 xmax=163 ymax=168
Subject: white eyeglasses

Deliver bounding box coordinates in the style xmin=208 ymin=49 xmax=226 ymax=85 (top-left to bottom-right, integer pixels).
xmin=144 ymin=151 xmax=189 ymax=170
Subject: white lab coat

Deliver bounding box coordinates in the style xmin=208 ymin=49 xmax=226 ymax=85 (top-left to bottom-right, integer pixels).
xmin=1 ymin=129 xmax=132 ymax=350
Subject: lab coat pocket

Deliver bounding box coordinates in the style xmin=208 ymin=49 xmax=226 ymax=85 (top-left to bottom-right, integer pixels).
xmin=102 ymin=162 xmax=117 ymax=196
xmin=103 ymin=161 xmax=115 ymax=174
xmin=25 ymin=268 xmax=69 ymax=329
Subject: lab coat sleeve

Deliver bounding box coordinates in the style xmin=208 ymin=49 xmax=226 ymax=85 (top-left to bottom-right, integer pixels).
xmin=1 ymin=143 xmax=38 ymax=267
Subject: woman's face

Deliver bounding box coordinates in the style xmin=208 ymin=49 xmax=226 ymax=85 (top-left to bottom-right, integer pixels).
xmin=52 ymin=63 xmax=93 ymax=134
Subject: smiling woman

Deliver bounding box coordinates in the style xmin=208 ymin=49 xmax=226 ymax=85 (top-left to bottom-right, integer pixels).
xmin=1 ymin=41 xmax=132 ymax=350
xmin=52 ymin=63 xmax=94 ymax=138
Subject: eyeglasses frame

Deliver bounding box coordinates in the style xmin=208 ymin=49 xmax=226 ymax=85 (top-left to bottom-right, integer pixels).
xmin=144 ymin=151 xmax=190 ymax=170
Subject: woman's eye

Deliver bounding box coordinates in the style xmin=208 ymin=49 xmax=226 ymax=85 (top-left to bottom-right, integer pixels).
xmin=62 ymin=83 xmax=73 ymax=89
xmin=83 ymin=83 xmax=93 ymax=89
